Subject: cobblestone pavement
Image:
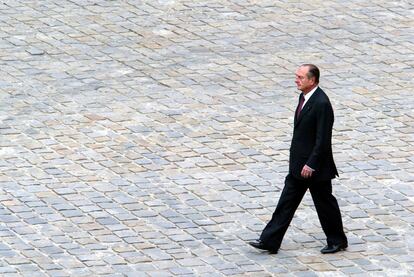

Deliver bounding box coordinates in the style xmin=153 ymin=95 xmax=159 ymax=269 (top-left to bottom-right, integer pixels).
xmin=0 ymin=0 xmax=413 ymax=276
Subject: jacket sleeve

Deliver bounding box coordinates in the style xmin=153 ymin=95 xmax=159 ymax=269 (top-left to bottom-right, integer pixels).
xmin=306 ymin=101 xmax=334 ymax=170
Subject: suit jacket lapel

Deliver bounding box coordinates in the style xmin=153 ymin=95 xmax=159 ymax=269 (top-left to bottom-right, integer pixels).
xmin=294 ymin=88 xmax=320 ymax=127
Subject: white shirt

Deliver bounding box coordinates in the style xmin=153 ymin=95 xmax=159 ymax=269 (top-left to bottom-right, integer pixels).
xmin=303 ymin=85 xmax=318 ymax=107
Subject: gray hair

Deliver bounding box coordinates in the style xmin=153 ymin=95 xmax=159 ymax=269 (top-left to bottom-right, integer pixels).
xmin=302 ymin=64 xmax=320 ymax=83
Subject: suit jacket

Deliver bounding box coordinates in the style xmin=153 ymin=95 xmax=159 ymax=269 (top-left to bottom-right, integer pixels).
xmin=289 ymin=87 xmax=338 ymax=181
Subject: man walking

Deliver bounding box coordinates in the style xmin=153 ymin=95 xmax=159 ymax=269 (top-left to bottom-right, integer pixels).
xmin=249 ymin=64 xmax=347 ymax=254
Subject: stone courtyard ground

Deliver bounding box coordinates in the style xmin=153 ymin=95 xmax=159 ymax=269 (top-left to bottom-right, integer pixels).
xmin=0 ymin=0 xmax=413 ymax=276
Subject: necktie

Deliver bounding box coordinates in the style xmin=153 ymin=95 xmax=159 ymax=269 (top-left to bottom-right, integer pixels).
xmin=296 ymin=93 xmax=305 ymax=119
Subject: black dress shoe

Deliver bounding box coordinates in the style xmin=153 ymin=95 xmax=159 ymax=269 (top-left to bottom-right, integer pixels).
xmin=248 ymin=240 xmax=278 ymax=254
xmin=320 ymin=242 xmax=348 ymax=254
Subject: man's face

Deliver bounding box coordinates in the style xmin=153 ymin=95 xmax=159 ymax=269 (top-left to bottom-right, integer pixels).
xmin=295 ymin=66 xmax=315 ymax=93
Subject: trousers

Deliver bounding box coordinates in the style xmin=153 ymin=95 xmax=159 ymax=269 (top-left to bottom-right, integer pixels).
xmin=259 ymin=174 xmax=347 ymax=250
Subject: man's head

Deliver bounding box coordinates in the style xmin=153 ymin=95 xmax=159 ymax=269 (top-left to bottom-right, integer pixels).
xmin=295 ymin=64 xmax=320 ymax=94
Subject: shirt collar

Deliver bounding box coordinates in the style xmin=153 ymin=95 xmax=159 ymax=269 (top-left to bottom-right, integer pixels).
xmin=303 ymin=85 xmax=318 ymax=102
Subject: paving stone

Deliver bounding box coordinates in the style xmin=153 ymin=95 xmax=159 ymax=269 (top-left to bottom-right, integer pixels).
xmin=1 ymin=0 xmax=414 ymax=276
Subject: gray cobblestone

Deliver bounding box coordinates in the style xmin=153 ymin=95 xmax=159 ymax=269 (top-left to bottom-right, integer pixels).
xmin=0 ymin=0 xmax=413 ymax=275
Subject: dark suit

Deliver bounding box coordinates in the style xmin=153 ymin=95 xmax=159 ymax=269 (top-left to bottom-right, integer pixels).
xmin=259 ymin=87 xmax=347 ymax=251
xmin=290 ymin=87 xmax=338 ymax=181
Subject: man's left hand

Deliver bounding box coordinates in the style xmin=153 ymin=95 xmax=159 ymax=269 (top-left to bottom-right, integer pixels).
xmin=301 ymin=165 xmax=314 ymax=178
